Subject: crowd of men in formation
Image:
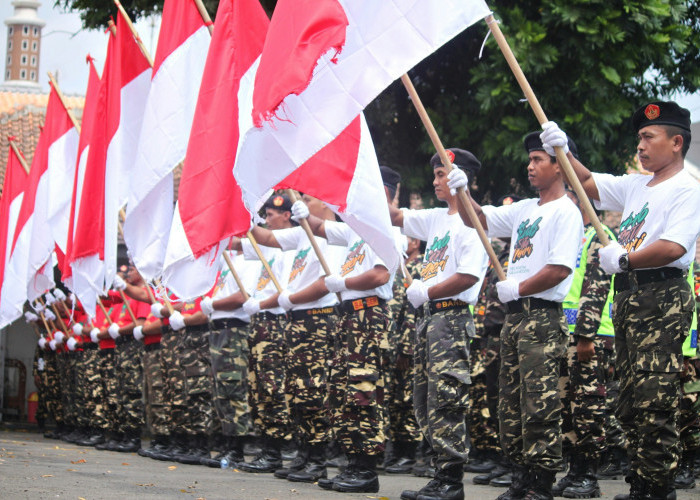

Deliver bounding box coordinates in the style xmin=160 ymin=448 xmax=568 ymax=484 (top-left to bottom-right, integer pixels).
xmin=25 ymin=100 xmax=700 ymax=500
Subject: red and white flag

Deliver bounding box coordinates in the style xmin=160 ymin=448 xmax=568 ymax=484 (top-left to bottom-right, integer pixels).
xmin=123 ymin=0 xmax=211 ymax=281
xmin=234 ymin=0 xmax=490 ymax=272
xmin=0 ymin=87 xmax=79 ymax=325
xmin=70 ymin=15 xmax=152 ymax=316
xmin=161 ymin=0 xmax=268 ymax=299
xmin=0 ymin=141 xmax=29 ymax=325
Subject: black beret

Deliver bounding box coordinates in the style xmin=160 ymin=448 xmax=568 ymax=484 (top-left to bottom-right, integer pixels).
xmin=430 ymin=148 xmax=481 ymax=176
xmin=632 ymin=101 xmax=691 ymax=132
xmin=523 ymin=130 xmax=579 ymax=160
xmin=497 ymin=193 xmax=524 ymax=206
xmin=263 ymin=193 xmax=292 ymax=212
xmin=379 ymin=165 xmax=401 ymax=192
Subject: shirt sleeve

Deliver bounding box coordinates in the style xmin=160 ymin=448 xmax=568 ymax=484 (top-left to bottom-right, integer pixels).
xmin=402 ymin=209 xmax=433 ymax=241
xmin=659 ymin=185 xmax=700 ymax=252
xmin=273 ymin=226 xmax=301 ymax=251
xmin=546 ymin=204 xmax=583 ymax=271
xmin=483 ymin=203 xmax=520 ymax=239
xmin=592 ymin=173 xmax=630 ymax=212
xmin=324 ymin=220 xmax=350 ymax=247
xmin=455 ymin=228 xmax=489 ymax=278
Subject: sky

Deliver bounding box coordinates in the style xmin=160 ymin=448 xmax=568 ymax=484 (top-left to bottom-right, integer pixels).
xmin=0 ymin=1 xmax=699 ymax=122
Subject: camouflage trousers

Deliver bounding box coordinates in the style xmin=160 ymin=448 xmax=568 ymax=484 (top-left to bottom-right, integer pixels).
xmin=600 ymin=339 xmax=627 ymax=451
xmin=612 ymin=278 xmax=694 ymax=486
xmin=385 ymin=348 xmax=421 ymax=444
xmin=43 ymin=351 xmax=64 ymax=424
xmin=161 ymin=325 xmax=186 ymax=432
xmin=180 ymin=325 xmax=213 ymax=436
xmin=499 ymin=306 xmax=568 ymax=472
xmin=57 ymin=353 xmax=77 ymax=424
xmin=329 ymin=304 xmax=390 ymax=456
xmin=82 ymin=345 xmax=106 ymax=430
xmin=97 ymin=348 xmax=119 ymax=432
xmin=142 ymin=342 xmax=169 ymax=436
xmin=559 ymin=337 xmax=607 ymax=460
xmin=680 ymin=358 xmax=700 ymax=452
xmin=414 ymin=307 xmax=473 ymax=471
xmin=35 ymin=356 xmax=49 ymax=424
xmin=468 ymin=337 xmax=500 ymax=455
xmin=210 ymin=320 xmax=251 ymax=437
xmin=248 ymin=314 xmax=290 ymax=440
xmin=115 ymin=336 xmax=144 ymax=433
xmin=285 ymin=311 xmax=335 ymax=445
xmin=71 ymin=350 xmax=91 ymax=429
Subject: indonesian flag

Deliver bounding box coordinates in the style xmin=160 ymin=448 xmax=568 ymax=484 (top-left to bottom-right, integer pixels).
xmin=234 ymin=0 xmax=491 ymax=272
xmin=69 ymin=16 xmax=152 ymax=317
xmin=0 ymin=141 xmax=29 ymax=322
xmin=0 ymin=87 xmax=79 ymax=326
xmin=63 ymin=56 xmax=101 ymax=288
xmin=161 ymin=0 xmax=267 ymax=299
xmin=123 ymin=0 xmax=211 ymax=282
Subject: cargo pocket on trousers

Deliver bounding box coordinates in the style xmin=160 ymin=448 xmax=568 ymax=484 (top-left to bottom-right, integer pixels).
xmin=346 ymin=367 xmax=379 ymax=407
xmin=186 ymin=363 xmax=211 ymax=395
xmin=636 ymin=351 xmax=682 ymax=412
xmin=437 ymin=369 xmax=470 ymax=410
xmin=523 ymin=373 xmax=560 ymax=424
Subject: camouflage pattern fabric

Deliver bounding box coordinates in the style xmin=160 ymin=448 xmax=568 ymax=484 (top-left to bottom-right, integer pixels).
xmin=209 ymin=323 xmax=251 ymax=437
xmin=499 ymin=306 xmax=568 ymax=472
xmin=71 ymin=349 xmax=91 ymax=429
xmin=468 ymin=337 xmax=500 ymax=454
xmin=680 ymin=358 xmax=700 ymax=452
xmin=180 ymin=327 xmax=214 ymax=436
xmin=414 ymin=307 xmax=473 ymax=471
xmin=97 ymin=348 xmax=119 ymax=431
xmin=284 ymin=312 xmax=336 ymax=445
xmin=142 ymin=343 xmax=169 ymax=436
xmin=43 ymin=350 xmax=64 ymax=424
xmin=600 ymin=336 xmax=627 ymax=450
xmin=161 ymin=325 xmax=186 ymax=432
xmin=58 ymin=352 xmax=77 ymax=425
xmin=248 ymin=315 xmax=290 ymax=440
xmin=612 ymin=277 xmax=694 ymax=486
xmin=574 ymin=234 xmax=613 ymax=340
xmin=83 ymin=346 xmax=107 ymax=431
xmin=115 ymin=337 xmax=145 ymax=433
xmin=328 ymin=304 xmax=390 ymax=456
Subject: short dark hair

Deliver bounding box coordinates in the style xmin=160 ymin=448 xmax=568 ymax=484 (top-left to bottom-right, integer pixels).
xmin=662 ymin=125 xmax=691 ymax=158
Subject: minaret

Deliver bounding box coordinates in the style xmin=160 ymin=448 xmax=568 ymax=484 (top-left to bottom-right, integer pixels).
xmin=4 ymin=1 xmax=45 ymax=88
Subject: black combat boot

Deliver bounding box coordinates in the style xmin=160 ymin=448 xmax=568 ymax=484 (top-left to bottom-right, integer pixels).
xmin=274 ymin=442 xmax=309 ymax=479
xmin=674 ymin=449 xmax=696 ymax=490
xmin=115 ymin=428 xmax=141 ymax=452
xmin=414 ymin=463 xmax=465 ymax=500
xmin=175 ymin=434 xmax=210 ymax=465
xmin=413 ymin=440 xmax=437 ymax=478
xmin=386 ymin=441 xmax=418 ymax=474
xmin=138 ymin=434 xmax=170 ymax=459
xmin=95 ymin=431 xmax=123 ymax=451
xmin=332 ymin=453 xmax=379 ymax=493
xmin=319 ymin=453 xmax=352 ymax=490
xmin=553 ymin=455 xmax=582 ymax=496
xmin=496 ymin=465 xmax=532 ymax=500
xmin=288 ymin=443 xmax=328 ymax=482
xmin=598 ymin=447 xmax=627 ymax=480
xmin=465 ymin=449 xmax=500 ymax=474
xmin=201 ymin=435 xmax=244 ymax=468
xmin=158 ymin=432 xmax=189 ymax=461
xmin=523 ymin=468 xmax=556 ymax=500
xmin=562 ymin=459 xmax=601 ymax=498
xmin=76 ymin=428 xmax=105 ymax=446
xmin=61 ymin=425 xmax=78 ymax=443
xmin=237 ymin=437 xmax=283 ymax=473
xmin=474 ymin=458 xmax=511 ymax=485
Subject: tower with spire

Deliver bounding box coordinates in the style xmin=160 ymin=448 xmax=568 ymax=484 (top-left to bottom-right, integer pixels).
xmin=4 ymin=1 xmax=45 ymax=88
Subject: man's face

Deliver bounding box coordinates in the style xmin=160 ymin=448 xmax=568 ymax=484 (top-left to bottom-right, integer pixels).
xmin=302 ymin=194 xmax=326 ymax=218
xmin=432 ymin=166 xmax=452 ymax=202
xmin=636 ymin=125 xmax=680 ymax=172
xmin=527 ymin=151 xmax=559 ymax=191
xmin=264 ymin=207 xmax=290 ymax=229
xmin=126 ymin=266 xmax=141 ymax=285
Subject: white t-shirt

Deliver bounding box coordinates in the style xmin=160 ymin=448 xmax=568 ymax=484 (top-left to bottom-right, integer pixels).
xmin=241 ymin=239 xmax=294 ymax=315
xmin=593 ymin=169 xmax=700 ymax=270
xmin=273 ymin=226 xmax=345 ymax=310
xmin=483 ymin=195 xmax=583 ymax=302
xmin=210 ymin=252 xmax=259 ymax=323
xmin=402 ymin=208 xmax=488 ymax=304
xmin=325 ymin=220 xmax=394 ymax=301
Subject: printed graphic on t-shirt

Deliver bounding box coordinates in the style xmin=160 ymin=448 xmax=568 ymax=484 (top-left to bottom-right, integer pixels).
xmin=211 ymin=269 xmax=228 ymax=296
xmin=618 ymin=202 xmax=648 ymax=252
xmin=289 ymin=247 xmax=311 ymax=283
xmin=341 ymin=240 xmax=366 ymax=277
xmin=422 ymin=231 xmax=450 ymax=281
xmin=184 ymin=301 xmax=196 ymax=312
xmin=256 ymin=257 xmax=275 ymax=291
xmin=513 ymin=217 xmax=542 ymax=263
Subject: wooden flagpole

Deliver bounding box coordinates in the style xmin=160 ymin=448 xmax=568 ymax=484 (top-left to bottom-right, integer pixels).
xmin=193 ymin=0 xmax=214 ymax=36
xmin=113 ymin=0 xmax=155 ymax=67
xmin=8 ymin=138 xmax=30 ymax=175
xmin=399 ymin=73 xmax=506 ymax=281
xmin=246 ymin=231 xmax=283 ymax=293
xmin=47 ymin=72 xmax=81 ymax=133
xmin=483 ymin=15 xmax=610 ymax=246
xmin=222 ymin=251 xmax=250 ymax=301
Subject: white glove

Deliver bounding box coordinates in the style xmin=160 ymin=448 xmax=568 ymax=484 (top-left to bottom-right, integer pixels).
xmin=35 ymin=303 xmax=45 ymax=313
xmin=133 ymin=325 xmax=144 ymax=341
xmin=324 ymin=275 xmax=348 ymax=294
xmin=169 ymin=311 xmax=186 ymax=331
xmin=108 ymin=322 xmax=120 ymax=339
xmin=49 ymin=340 xmax=57 ymax=351
xmin=540 ymin=121 xmax=569 ymax=156
xmin=53 ymin=289 xmax=67 ymax=301
xmin=599 ymin=242 xmax=627 ymax=275
xmin=25 ymin=312 xmax=39 ymax=322
xmin=66 ymin=337 xmax=78 ymax=351
xmin=72 ymin=323 xmax=84 ymax=336
xmin=242 ymin=298 xmax=261 ymax=316
xmin=277 ymin=290 xmax=294 ymax=311
xmin=44 ymin=310 xmax=56 ymax=321
xmin=446 ymin=167 xmax=468 ymax=196
xmin=291 ymin=200 xmax=310 ymax=222
xmin=90 ymin=328 xmax=100 ymax=343
xmin=54 ymin=331 xmax=65 ymax=343
xmin=496 ymin=279 xmax=521 ymax=304
xmin=150 ymin=302 xmax=164 ymax=319
xmin=406 ymin=280 xmax=431 ymax=309
xmin=44 ymin=293 xmax=56 ymax=306
xmin=200 ymin=296 xmax=215 ymax=317
xmin=112 ymin=274 xmax=127 ymax=291
xmin=38 ymin=338 xmax=47 ymax=349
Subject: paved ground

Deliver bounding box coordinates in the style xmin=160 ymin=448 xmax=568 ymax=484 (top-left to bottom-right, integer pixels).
xmin=1 ymin=429 xmax=699 ymax=499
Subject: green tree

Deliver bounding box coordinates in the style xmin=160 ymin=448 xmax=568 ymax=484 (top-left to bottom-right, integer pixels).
xmin=59 ymin=0 xmax=700 ymax=204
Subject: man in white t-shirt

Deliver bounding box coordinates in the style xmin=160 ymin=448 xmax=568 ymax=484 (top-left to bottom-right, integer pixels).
xmin=448 ymin=135 xmax=584 ymax=499
xmin=388 ymin=149 xmax=488 ymax=500
xmin=542 ymin=101 xmax=700 ymax=499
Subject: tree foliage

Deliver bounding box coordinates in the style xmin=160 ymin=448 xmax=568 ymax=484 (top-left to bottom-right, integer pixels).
xmin=58 ymin=0 xmax=700 ymax=204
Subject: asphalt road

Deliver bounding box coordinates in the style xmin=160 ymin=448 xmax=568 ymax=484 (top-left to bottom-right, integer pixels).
xmin=1 ymin=430 xmax=699 ymax=500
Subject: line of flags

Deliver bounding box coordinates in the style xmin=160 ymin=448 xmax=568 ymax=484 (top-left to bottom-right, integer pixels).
xmin=0 ymin=0 xmax=490 ymax=326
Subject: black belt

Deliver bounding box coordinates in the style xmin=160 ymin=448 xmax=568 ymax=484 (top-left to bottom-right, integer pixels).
xmin=428 ymin=299 xmax=471 ymax=315
xmin=506 ymin=297 xmax=561 ymax=315
xmin=98 ymin=347 xmax=115 ymax=354
xmin=186 ymin=323 xmax=210 ymax=333
xmin=210 ymin=317 xmax=248 ymax=330
xmin=340 ymin=296 xmax=386 ymax=314
xmin=82 ymin=343 xmax=98 ymax=351
xmin=614 ymin=267 xmax=684 ymax=293
xmin=289 ymin=306 xmax=338 ymax=321
xmin=257 ymin=311 xmax=287 ymax=321
xmin=115 ymin=335 xmax=136 ymax=346
xmin=161 ymin=325 xmax=172 ymax=335
xmin=144 ymin=342 xmax=161 ymax=352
